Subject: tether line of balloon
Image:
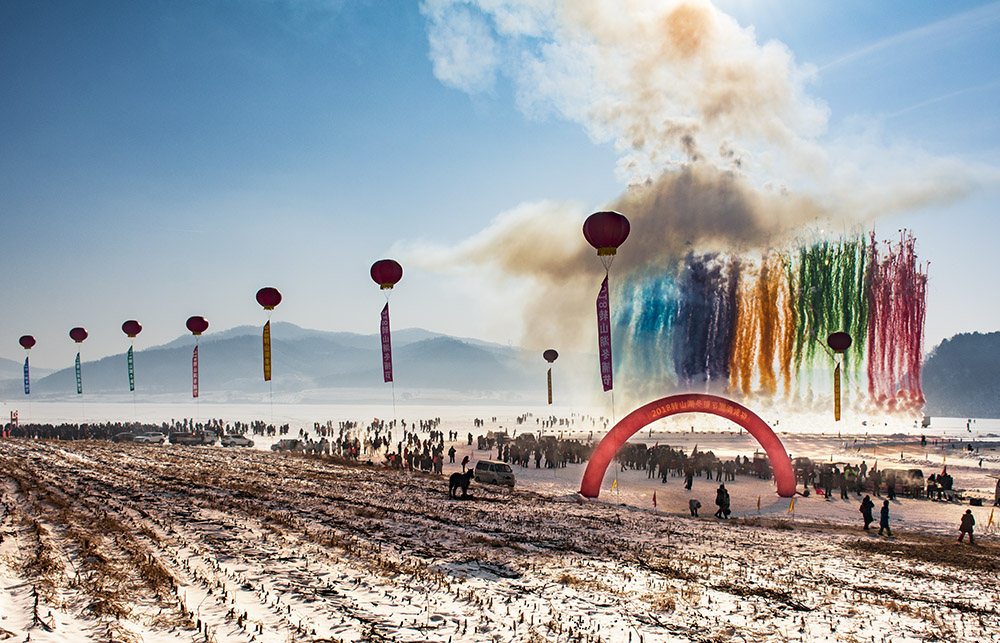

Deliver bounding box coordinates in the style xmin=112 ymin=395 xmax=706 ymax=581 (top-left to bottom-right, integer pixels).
xmin=122 ymin=320 xmax=143 ymax=425
xmin=257 ymin=287 xmax=282 ymax=428
xmin=69 ymin=327 xmax=88 ymax=425
xmin=187 ymin=316 xmax=209 ymax=420
xmin=371 ymin=259 xmax=403 ymax=435
xmin=583 ymin=211 xmax=630 ymax=495
xmin=19 ymin=335 xmax=35 ymax=426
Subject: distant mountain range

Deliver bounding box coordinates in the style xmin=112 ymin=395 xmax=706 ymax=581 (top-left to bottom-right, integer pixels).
xmin=4 ymin=324 xmax=998 ymax=415
xmin=0 ymin=323 xmax=603 ymax=405
xmin=0 ymin=357 xmax=52 ymax=382
xmin=922 ymin=331 xmax=1000 ymax=418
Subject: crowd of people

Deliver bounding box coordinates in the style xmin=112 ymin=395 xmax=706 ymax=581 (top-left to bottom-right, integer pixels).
xmin=3 ymin=414 xmax=997 ymax=543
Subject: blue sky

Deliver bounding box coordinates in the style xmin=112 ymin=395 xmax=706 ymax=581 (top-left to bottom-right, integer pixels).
xmin=2 ymin=0 xmax=998 ymax=369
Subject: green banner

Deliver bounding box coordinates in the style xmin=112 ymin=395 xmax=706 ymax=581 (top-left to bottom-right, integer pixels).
xmin=75 ymin=352 xmax=82 ymax=395
xmin=127 ymin=346 xmax=134 ymax=392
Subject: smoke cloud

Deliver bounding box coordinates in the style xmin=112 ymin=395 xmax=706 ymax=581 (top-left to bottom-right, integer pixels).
xmin=413 ymin=0 xmax=989 ymax=353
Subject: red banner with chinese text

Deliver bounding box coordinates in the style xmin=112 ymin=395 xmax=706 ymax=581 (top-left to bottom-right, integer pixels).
xmin=192 ymin=346 xmax=199 ymax=398
xmin=597 ymin=276 xmax=613 ymax=392
xmin=381 ymin=303 xmax=393 ymax=383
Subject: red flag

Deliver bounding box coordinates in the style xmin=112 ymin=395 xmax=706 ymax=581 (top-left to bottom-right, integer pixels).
xmin=652 ymin=491 xmax=657 ymax=508
xmin=596 ymin=276 xmax=612 ymax=392
xmin=380 ymin=303 xmax=393 ymax=383
xmin=192 ymin=346 xmax=199 ymax=398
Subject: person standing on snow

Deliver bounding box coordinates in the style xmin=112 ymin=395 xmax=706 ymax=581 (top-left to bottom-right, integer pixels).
xmin=714 ymin=484 xmax=727 ymax=519
xmin=860 ymin=495 xmax=875 ymax=531
xmin=958 ymin=509 xmax=975 ymax=543
xmin=878 ymin=500 xmax=892 ymax=536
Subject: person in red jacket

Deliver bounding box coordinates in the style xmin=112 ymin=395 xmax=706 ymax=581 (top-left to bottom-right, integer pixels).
xmin=958 ymin=509 xmax=975 ymax=543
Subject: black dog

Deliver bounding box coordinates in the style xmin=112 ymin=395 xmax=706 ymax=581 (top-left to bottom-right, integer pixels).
xmin=449 ymin=469 xmax=475 ymax=499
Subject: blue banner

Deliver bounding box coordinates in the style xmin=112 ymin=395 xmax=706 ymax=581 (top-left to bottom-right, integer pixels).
xmin=75 ymin=352 xmax=82 ymax=395
xmin=127 ymin=346 xmax=134 ymax=392
xmin=23 ymin=356 xmax=29 ymax=395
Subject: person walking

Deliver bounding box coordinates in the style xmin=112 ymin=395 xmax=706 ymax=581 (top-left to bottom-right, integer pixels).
xmin=958 ymin=509 xmax=975 ymax=543
xmin=878 ymin=500 xmax=892 ymax=536
xmin=860 ymin=495 xmax=875 ymax=531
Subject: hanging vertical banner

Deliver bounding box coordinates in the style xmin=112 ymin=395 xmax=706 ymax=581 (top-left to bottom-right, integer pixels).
xmin=23 ymin=357 xmax=30 ymax=395
xmin=833 ymin=363 xmax=842 ymax=421
xmin=597 ymin=276 xmax=613 ymax=392
xmin=380 ymin=303 xmax=393 ymax=383
xmin=547 ymin=368 xmax=553 ymax=405
xmin=74 ymin=352 xmax=83 ymax=394
xmin=127 ymin=346 xmax=135 ymax=392
xmin=262 ymin=321 xmax=272 ymax=382
xmin=192 ymin=346 xmax=200 ymax=398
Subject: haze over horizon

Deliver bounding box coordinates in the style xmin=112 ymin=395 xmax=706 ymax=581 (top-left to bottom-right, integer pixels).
xmin=2 ymin=1 xmax=998 ymax=372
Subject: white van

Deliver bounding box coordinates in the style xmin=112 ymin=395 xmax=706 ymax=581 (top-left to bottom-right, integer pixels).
xmin=474 ymin=460 xmax=515 ymax=487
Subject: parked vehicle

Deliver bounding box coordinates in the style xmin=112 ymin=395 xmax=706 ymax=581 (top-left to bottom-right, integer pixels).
xmin=112 ymin=432 xmax=136 ymax=443
xmin=474 ymin=460 xmax=516 ymax=487
xmin=271 ymin=439 xmax=303 ymax=452
xmin=221 ymin=434 xmax=254 ymax=447
xmin=133 ymin=432 xmax=166 ymax=444
xmin=169 ymin=430 xmax=218 ymax=446
xmin=882 ymin=468 xmax=925 ymax=498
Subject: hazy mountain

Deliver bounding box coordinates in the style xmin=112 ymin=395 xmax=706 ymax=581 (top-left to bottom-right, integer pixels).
xmin=2 ymin=323 xmax=602 ymax=404
xmin=0 ymin=356 xmax=53 ymax=381
xmin=922 ymin=331 xmax=1000 ymax=418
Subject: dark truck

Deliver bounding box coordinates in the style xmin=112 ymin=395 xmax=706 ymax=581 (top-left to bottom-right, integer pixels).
xmin=270 ymin=439 xmax=303 ymax=452
xmin=168 ymin=430 xmax=218 ymax=446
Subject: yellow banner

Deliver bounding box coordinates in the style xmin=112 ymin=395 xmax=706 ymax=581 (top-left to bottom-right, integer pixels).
xmin=547 ymin=368 xmax=552 ymax=405
xmin=263 ymin=321 xmax=272 ymax=382
xmin=833 ymin=363 xmax=841 ymax=422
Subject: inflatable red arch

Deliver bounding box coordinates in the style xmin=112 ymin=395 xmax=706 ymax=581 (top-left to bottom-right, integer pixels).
xmin=580 ymin=393 xmax=796 ymax=498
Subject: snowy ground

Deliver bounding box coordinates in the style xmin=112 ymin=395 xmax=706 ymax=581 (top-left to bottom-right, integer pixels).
xmin=1 ymin=409 xmax=999 ymax=643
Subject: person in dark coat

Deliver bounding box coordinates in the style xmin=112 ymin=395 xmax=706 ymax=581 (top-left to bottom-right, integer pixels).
xmin=860 ymin=495 xmax=875 ymax=530
xmin=714 ymin=485 xmax=727 ymax=519
xmin=958 ymin=509 xmax=975 ymax=543
xmin=878 ymin=500 xmax=892 ymax=536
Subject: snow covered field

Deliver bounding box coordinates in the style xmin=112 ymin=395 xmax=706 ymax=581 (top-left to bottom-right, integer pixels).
xmin=2 ymin=405 xmax=999 ymax=642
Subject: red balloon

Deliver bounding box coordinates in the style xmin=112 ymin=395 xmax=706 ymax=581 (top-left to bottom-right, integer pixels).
xmin=583 ymin=211 xmax=630 ymax=256
xmin=543 ymin=349 xmax=559 ymax=363
xmin=122 ymin=320 xmax=143 ymax=338
xmin=827 ymin=332 xmax=852 ymax=353
xmin=19 ymin=335 xmax=36 ymax=350
xmin=186 ymin=316 xmax=209 ymax=336
xmin=370 ymin=259 xmax=403 ymax=290
xmin=69 ymin=327 xmax=88 ymax=343
xmin=256 ymin=287 xmax=282 ymax=310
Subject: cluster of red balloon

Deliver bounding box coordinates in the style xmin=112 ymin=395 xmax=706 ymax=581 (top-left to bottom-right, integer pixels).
xmin=13 ymin=263 xmax=404 ymax=402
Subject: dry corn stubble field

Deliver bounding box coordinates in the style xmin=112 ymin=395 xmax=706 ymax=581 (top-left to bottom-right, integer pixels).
xmin=1 ymin=438 xmax=998 ymax=643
